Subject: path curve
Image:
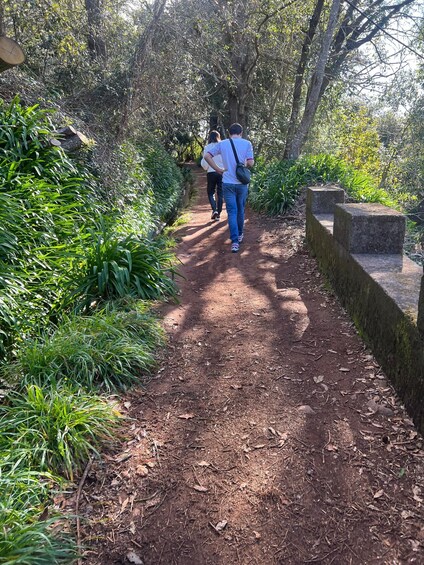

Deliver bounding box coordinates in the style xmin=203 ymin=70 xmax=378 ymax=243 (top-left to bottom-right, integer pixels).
xmin=81 ymin=167 xmax=424 ymax=565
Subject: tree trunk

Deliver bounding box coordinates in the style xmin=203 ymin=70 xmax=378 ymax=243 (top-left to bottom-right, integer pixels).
xmin=226 ymin=88 xmax=249 ymax=131
xmin=117 ymin=0 xmax=167 ymax=140
xmin=283 ymin=0 xmax=324 ymax=159
xmin=286 ymin=0 xmax=342 ymax=159
xmin=85 ymin=0 xmax=107 ymax=61
xmin=0 ymin=3 xmax=4 ymax=36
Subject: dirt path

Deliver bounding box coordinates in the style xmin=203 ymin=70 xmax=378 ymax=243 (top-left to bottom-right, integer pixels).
xmin=78 ymin=168 xmax=424 ymax=564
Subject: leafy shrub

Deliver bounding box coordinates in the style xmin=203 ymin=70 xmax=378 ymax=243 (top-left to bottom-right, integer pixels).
xmin=249 ymin=154 xmax=395 ymax=215
xmin=0 ymin=384 xmax=119 ymax=479
xmin=97 ymin=142 xmax=157 ymax=238
xmin=4 ymin=302 xmax=165 ymax=392
xmin=0 ymin=97 xmax=104 ymax=355
xmin=138 ymin=138 xmax=184 ymax=223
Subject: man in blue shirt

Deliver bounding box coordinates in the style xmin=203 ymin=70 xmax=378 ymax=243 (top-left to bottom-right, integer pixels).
xmin=204 ymin=123 xmax=254 ymax=253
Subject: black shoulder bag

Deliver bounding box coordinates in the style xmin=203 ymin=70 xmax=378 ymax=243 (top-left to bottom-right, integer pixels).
xmin=229 ymin=138 xmax=251 ymax=185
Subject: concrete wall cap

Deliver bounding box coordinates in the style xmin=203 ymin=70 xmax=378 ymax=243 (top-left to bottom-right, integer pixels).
xmin=335 ymin=203 xmax=403 ymax=217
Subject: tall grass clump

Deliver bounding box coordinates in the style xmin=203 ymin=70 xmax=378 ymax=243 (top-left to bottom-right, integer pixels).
xmin=66 ymin=227 xmax=179 ymax=312
xmin=0 ymin=462 xmax=76 ymax=564
xmin=0 ymin=384 xmax=119 ymax=479
xmin=249 ymin=154 xmax=395 ymax=215
xmin=4 ymin=301 xmax=165 ymax=392
xmin=0 ymin=515 xmax=76 ymax=565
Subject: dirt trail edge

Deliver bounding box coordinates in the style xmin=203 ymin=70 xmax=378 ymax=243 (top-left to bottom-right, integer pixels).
xmin=78 ymin=168 xmax=424 ymax=565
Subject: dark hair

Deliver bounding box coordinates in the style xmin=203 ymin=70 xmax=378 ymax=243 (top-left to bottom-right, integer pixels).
xmin=208 ymin=130 xmax=221 ymax=144
xmin=229 ymin=123 xmax=243 ymax=136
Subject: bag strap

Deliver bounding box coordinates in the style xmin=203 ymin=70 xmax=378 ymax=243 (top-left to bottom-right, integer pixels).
xmin=229 ymin=138 xmax=241 ymax=164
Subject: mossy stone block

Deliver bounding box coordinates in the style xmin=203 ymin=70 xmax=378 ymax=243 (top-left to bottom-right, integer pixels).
xmin=306 ymin=186 xmax=345 ymax=215
xmin=334 ymin=203 xmax=405 ymax=254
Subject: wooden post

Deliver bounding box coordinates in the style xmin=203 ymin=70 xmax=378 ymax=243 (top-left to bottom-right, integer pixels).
xmin=0 ymin=36 xmax=25 ymax=73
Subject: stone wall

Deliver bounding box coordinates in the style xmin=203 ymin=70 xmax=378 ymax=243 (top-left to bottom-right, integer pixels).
xmin=306 ymin=187 xmax=424 ymax=434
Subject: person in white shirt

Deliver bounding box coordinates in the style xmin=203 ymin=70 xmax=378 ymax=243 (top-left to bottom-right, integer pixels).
xmin=201 ymin=131 xmax=224 ymax=221
xmin=204 ymin=123 xmax=254 ymax=253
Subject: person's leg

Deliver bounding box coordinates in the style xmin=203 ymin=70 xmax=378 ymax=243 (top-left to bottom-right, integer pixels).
xmin=207 ymin=173 xmax=217 ymax=215
xmin=236 ymin=184 xmax=249 ymax=238
xmin=223 ymin=184 xmax=238 ymax=243
xmin=216 ymin=175 xmax=223 ymax=216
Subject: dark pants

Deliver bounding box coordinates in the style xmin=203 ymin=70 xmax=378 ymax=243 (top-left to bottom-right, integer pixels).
xmin=207 ymin=172 xmax=223 ymax=215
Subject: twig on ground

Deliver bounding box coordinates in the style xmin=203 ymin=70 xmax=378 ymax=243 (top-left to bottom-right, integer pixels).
xmin=76 ymin=455 xmax=95 ymax=565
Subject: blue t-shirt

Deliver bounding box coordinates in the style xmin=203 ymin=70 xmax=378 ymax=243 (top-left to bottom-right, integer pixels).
xmin=207 ymin=137 xmax=254 ymax=185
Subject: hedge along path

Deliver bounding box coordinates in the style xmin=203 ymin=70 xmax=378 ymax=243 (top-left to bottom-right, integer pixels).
xmin=80 ymin=166 xmax=424 ymax=564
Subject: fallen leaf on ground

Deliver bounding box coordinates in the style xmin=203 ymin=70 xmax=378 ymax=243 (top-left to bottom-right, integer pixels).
xmin=145 ymin=495 xmax=161 ymax=509
xmin=215 ymin=520 xmax=228 ymax=531
xmin=197 ymin=460 xmax=210 ymax=467
xmin=413 ymin=486 xmax=423 ymax=502
xmin=367 ymin=400 xmax=393 ymax=416
xmin=115 ymin=452 xmax=132 ymax=463
xmin=193 ymin=485 xmax=208 ymax=492
xmin=298 ymin=405 xmax=316 ymax=415
xmin=373 ymin=489 xmax=384 ymax=499
xmin=178 ymin=413 xmax=195 ymax=419
xmin=120 ymin=497 xmax=129 ymax=513
xmin=326 ymin=444 xmax=338 ymax=452
xmin=126 ymin=552 xmax=143 ymax=564
xmin=339 ymin=367 xmax=350 ymax=372
xmin=135 ymin=465 xmax=149 ymax=477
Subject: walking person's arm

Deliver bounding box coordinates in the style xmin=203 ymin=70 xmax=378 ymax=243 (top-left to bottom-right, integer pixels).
xmin=204 ymin=153 xmax=225 ymax=175
xmin=245 ymin=141 xmax=254 ymax=168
